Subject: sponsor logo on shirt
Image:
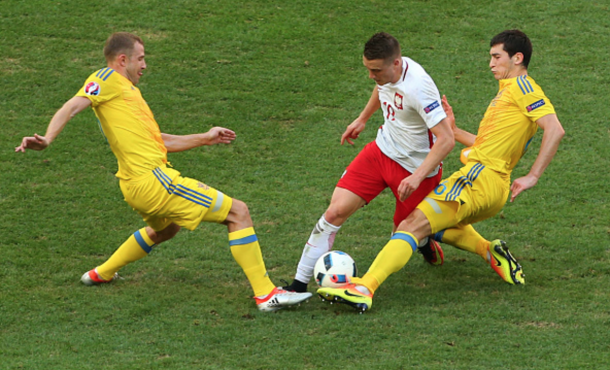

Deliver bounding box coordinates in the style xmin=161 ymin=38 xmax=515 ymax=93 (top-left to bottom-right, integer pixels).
xmin=394 ymin=93 xmax=403 ymax=110
xmin=424 ymin=100 xmax=440 ymax=114
xmin=526 ymin=99 xmax=545 ymax=112
xmin=84 ymin=81 xmax=100 ymax=96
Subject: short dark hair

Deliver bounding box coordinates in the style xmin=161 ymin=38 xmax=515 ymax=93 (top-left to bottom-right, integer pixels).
xmin=364 ymin=32 xmax=401 ymax=61
xmin=103 ymin=32 xmax=144 ymax=62
xmin=490 ymin=29 xmax=532 ymax=68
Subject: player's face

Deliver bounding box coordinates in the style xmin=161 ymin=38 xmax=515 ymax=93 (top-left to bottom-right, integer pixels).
xmin=126 ymin=42 xmax=146 ymax=85
xmin=363 ymin=56 xmax=401 ymax=85
xmin=489 ymin=44 xmax=522 ymax=80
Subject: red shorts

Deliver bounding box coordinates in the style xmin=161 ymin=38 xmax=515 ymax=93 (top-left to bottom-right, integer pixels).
xmin=337 ymin=141 xmax=442 ymax=227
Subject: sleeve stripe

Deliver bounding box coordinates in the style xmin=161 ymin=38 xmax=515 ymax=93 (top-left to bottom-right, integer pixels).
xmin=102 ymin=69 xmax=114 ymax=81
xmin=517 ymin=76 xmax=534 ymax=95
xmin=524 ymin=76 xmax=534 ymax=92
xmin=95 ymin=67 xmax=108 ymax=78
xmin=93 ymin=67 xmax=115 ymax=81
xmin=516 ymin=76 xmax=527 ymax=95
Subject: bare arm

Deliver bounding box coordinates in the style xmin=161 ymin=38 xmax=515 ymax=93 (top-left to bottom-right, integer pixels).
xmin=397 ymin=117 xmax=455 ymax=201
xmin=161 ymin=127 xmax=236 ymax=153
xmin=15 ymin=96 xmax=91 ymax=152
xmin=441 ymin=95 xmax=476 ymax=147
xmin=341 ymin=86 xmax=381 ymax=145
xmin=510 ymin=113 xmax=565 ymax=202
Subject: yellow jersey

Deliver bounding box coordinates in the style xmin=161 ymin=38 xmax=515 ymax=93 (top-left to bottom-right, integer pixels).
xmin=75 ymin=67 xmax=167 ymax=181
xmin=466 ymin=75 xmax=555 ymax=177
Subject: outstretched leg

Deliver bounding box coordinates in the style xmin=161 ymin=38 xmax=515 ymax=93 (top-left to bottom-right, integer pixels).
xmin=82 ymin=223 xmax=180 ymax=285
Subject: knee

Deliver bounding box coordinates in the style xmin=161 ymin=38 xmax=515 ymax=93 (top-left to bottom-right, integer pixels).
xmin=324 ymin=204 xmax=348 ymax=225
xmin=396 ymin=210 xmax=430 ymax=240
xmin=148 ymin=223 xmax=181 ymax=244
xmin=232 ymin=199 xmax=250 ymax=218
xmin=224 ymin=199 xmax=253 ymax=227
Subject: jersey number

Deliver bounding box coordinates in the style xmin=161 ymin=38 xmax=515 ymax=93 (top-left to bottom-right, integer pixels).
xmin=383 ymin=102 xmax=396 ymax=121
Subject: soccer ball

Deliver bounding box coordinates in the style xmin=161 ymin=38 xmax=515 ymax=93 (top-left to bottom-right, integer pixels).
xmin=314 ymin=251 xmax=357 ymax=288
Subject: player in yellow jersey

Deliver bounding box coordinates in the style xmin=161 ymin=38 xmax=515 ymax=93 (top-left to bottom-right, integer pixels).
xmin=318 ymin=29 xmax=565 ymax=312
xmin=15 ymin=32 xmax=311 ymax=312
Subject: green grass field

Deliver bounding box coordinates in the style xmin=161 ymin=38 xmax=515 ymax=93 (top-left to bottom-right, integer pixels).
xmin=2 ymin=1 xmax=609 ymax=369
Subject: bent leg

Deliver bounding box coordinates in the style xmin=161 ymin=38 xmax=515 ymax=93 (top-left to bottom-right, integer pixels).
xmin=292 ymin=188 xmax=366 ymax=288
xmin=356 ymin=209 xmax=433 ymax=293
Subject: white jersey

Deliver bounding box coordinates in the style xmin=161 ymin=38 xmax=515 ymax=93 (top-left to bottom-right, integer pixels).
xmin=375 ymin=57 xmax=446 ymax=176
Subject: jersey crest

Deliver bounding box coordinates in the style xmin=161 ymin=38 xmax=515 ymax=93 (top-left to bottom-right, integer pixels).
xmin=84 ymin=81 xmax=100 ymax=96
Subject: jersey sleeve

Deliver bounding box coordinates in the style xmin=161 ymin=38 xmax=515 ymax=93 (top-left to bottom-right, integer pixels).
xmin=74 ymin=68 xmax=121 ymax=107
xmin=414 ymin=74 xmax=447 ymax=129
xmin=513 ymin=76 xmax=556 ymax=122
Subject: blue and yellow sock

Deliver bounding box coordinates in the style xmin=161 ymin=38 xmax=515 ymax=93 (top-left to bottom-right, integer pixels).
xmin=359 ymin=231 xmax=418 ymax=294
xmin=97 ymin=228 xmax=154 ymax=280
xmin=229 ymin=227 xmax=275 ymax=297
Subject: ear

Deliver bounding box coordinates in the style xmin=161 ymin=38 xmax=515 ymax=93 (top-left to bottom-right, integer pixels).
xmin=512 ymin=52 xmax=524 ymax=66
xmin=116 ymin=53 xmax=128 ymax=67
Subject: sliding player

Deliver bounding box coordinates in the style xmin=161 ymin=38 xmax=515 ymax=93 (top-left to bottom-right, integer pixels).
xmin=16 ymin=32 xmax=312 ymax=312
xmin=318 ymin=29 xmax=565 ymax=312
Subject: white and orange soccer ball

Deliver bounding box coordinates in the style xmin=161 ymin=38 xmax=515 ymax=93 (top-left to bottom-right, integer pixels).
xmin=314 ymin=251 xmax=357 ymax=288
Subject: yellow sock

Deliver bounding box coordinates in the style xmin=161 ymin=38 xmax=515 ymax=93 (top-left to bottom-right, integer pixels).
xmin=97 ymin=228 xmax=154 ymax=280
xmin=358 ymin=232 xmax=417 ymax=294
xmin=229 ymin=227 xmax=275 ymax=297
xmin=437 ymin=225 xmax=490 ymax=260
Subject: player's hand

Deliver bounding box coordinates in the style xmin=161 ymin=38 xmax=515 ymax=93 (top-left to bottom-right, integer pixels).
xmin=15 ymin=134 xmax=49 ymax=152
xmin=441 ymin=95 xmax=457 ymax=132
xmin=205 ymin=127 xmax=236 ymax=145
xmin=510 ymin=174 xmax=538 ymax=202
xmin=398 ymin=174 xmax=423 ymax=202
xmin=341 ymin=119 xmax=366 ymax=145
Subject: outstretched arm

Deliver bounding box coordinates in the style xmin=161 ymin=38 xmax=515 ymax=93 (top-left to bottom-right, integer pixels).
xmin=15 ymin=96 xmax=91 ymax=152
xmin=510 ymin=114 xmax=565 ymax=202
xmin=441 ymin=95 xmax=476 ymax=147
xmin=341 ymin=86 xmax=381 ymax=145
xmin=161 ymin=127 xmax=236 ymax=153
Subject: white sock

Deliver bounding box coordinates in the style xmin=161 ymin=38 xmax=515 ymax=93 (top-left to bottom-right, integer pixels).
xmin=355 ymin=285 xmax=371 ymax=295
xmin=418 ymin=236 xmax=429 ymax=247
xmin=294 ymin=215 xmax=341 ymax=284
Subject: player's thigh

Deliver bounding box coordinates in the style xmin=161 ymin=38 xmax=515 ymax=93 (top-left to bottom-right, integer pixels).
xmin=416 ymin=197 xmax=460 ymax=234
xmin=421 ymin=164 xmax=508 ymax=231
xmin=336 ymin=141 xmax=387 ymax=203
xmin=159 ymin=174 xmax=233 ymax=230
xmin=325 ymin=187 xmax=367 ymax=224
xmin=121 ymin=168 xmax=232 ymax=231
xmin=390 ymin=168 xmax=443 ymax=227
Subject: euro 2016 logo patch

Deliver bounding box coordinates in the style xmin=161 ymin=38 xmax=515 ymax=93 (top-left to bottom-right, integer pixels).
xmin=84 ymin=81 xmax=100 ymax=96
xmin=424 ymin=100 xmax=440 ymax=114
xmin=526 ymin=99 xmax=545 ymax=112
xmin=394 ymin=93 xmax=404 ymax=110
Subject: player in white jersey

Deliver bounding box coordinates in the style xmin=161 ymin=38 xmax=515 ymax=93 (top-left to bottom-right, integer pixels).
xmin=283 ymin=33 xmax=455 ymax=293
